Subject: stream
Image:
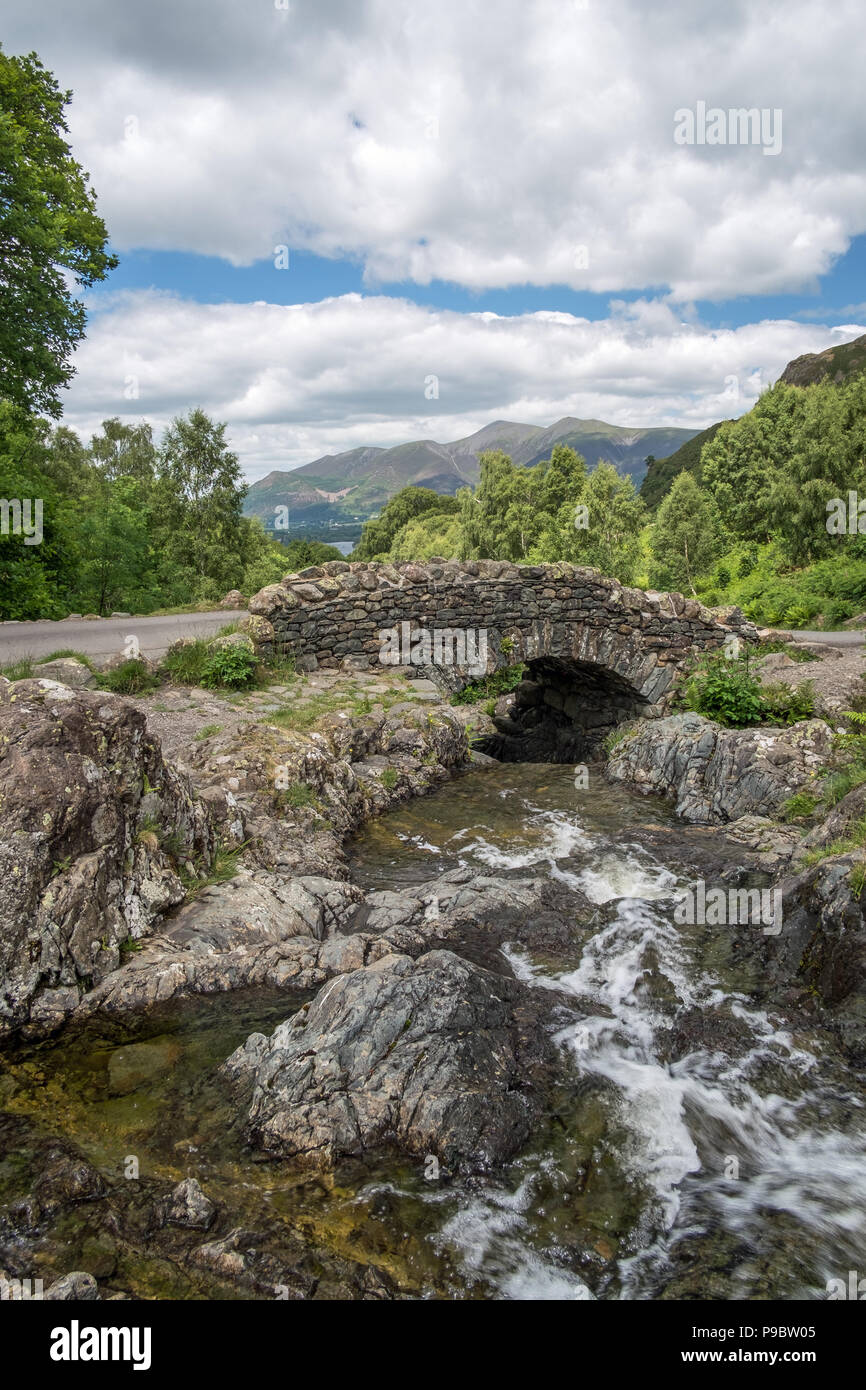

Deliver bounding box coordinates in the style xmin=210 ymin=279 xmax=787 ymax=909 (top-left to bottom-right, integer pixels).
xmin=2 ymin=762 xmax=865 ymax=1300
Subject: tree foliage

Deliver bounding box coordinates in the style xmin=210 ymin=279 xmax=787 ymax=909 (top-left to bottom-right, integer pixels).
xmin=0 ymin=404 xmax=293 ymax=619
xmin=701 ymin=379 xmax=866 ymax=564
xmin=0 ymin=48 xmax=117 ymax=416
xmin=353 ymin=486 xmax=460 ymax=559
xmin=649 ymin=472 xmax=726 ymax=596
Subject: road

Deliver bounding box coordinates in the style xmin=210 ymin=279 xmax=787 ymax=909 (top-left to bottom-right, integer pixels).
xmin=0 ymin=611 xmax=861 ymax=668
xmin=792 ymin=629 xmax=865 ymax=647
xmin=0 ymin=610 xmax=249 ymax=665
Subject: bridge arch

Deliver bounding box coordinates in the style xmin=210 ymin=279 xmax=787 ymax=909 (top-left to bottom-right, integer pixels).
xmin=249 ymin=560 xmax=750 ymax=761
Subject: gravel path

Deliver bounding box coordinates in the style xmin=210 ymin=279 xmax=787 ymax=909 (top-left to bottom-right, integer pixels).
xmin=756 ymin=642 xmax=866 ymax=717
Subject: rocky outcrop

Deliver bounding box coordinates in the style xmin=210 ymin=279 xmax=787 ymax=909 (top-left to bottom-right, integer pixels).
xmin=224 ymin=949 xmax=557 ymax=1173
xmin=351 ymin=866 xmax=596 ymax=971
xmin=755 ymin=644 xmax=866 ymax=719
xmin=724 ymin=852 xmax=866 ymax=1061
xmin=606 ymin=712 xmax=831 ymax=823
xmin=0 ymin=674 xmax=470 ymax=1035
xmin=31 ymin=657 xmax=96 ymax=689
xmin=798 ymin=783 xmax=866 ymax=858
xmin=0 ymin=679 xmax=216 ymax=1037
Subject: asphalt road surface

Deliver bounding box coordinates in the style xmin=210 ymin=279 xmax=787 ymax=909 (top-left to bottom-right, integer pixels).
xmin=792 ymin=629 xmax=865 ymax=647
xmin=0 ymin=611 xmax=861 ymax=669
xmin=0 ymin=610 xmax=250 ymax=665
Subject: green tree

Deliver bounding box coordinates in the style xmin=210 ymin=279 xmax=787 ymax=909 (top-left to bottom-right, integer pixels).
xmin=354 ymin=486 xmax=459 ymax=559
xmin=649 ymin=472 xmax=726 ymax=596
xmin=73 ymin=477 xmax=152 ymax=614
xmin=0 ymin=402 xmax=81 ymax=618
xmin=0 ymin=49 xmax=117 ymax=417
xmin=240 ymin=529 xmax=346 ymax=595
xmin=700 ymin=379 xmax=865 ymax=563
xmin=389 ymin=511 xmax=462 ymax=561
xmin=90 ymin=418 xmax=157 ymax=482
xmin=157 ymin=409 xmax=247 ymax=596
xmin=560 ymin=461 xmax=645 ymax=582
xmin=537 ymin=444 xmax=586 ymax=515
xmin=459 ymin=451 xmax=529 ymax=559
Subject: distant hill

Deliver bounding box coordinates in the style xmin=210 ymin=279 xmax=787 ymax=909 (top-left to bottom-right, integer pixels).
xmin=245 ymin=417 xmax=700 ymax=527
xmin=639 ymin=420 xmax=729 ymax=511
xmin=639 ymin=333 xmax=866 ymax=510
xmin=778 ymin=332 xmax=866 ymax=388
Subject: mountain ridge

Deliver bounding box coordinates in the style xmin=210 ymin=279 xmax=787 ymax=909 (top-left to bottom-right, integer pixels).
xmin=245 ymin=416 xmax=700 ymax=526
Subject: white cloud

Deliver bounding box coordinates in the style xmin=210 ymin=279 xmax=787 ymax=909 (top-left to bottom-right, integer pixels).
xmin=3 ymin=0 xmax=866 ymax=299
xmin=64 ymin=290 xmax=863 ymax=480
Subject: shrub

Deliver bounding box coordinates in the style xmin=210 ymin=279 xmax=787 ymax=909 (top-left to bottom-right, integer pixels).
xmin=838 ymin=709 xmax=866 ymax=758
xmin=681 ymin=654 xmax=766 ymax=727
xmin=761 ymin=680 xmax=816 ymax=725
xmin=780 ymin=791 xmax=820 ymax=822
xmin=276 ymin=781 xmax=317 ymax=809
xmin=823 ymin=763 xmax=866 ymax=807
xmin=99 ymin=659 xmax=159 ymax=694
xmin=200 ymin=643 xmax=258 ymax=690
xmin=450 ymin=663 xmax=525 ymax=706
xmin=162 ymin=639 xmax=210 ymax=685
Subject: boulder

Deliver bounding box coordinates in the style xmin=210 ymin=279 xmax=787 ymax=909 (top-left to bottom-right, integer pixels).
xmin=207 ymin=632 xmax=255 ymax=655
xmin=44 ymin=1272 xmax=100 ymax=1301
xmin=162 ymin=1178 xmax=216 ymax=1231
xmin=0 ymin=678 xmax=216 ymax=1036
xmin=96 ymin=651 xmax=156 ymax=675
xmin=223 ymin=949 xmax=553 ymax=1172
xmin=728 ymin=853 xmax=866 ymax=1061
xmin=238 ymin=614 xmax=275 ymax=654
xmin=31 ymin=658 xmax=96 ymax=689
xmin=219 ymin=590 xmax=246 ymax=609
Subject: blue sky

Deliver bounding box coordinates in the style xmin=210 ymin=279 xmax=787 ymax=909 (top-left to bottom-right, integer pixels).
xmin=98 ymin=237 xmax=866 ymax=331
xmin=4 ymin=0 xmax=865 ymax=479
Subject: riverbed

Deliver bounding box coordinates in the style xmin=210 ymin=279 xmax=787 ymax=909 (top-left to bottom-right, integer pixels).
xmin=2 ymin=763 xmax=864 ymax=1299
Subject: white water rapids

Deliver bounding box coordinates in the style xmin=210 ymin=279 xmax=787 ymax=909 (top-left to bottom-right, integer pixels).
xmin=353 ymin=776 xmax=866 ymax=1301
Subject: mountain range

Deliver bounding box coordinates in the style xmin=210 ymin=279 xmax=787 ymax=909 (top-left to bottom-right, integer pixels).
xmin=244 ymin=417 xmax=700 ymax=526
xmin=244 ymin=334 xmax=866 ymax=529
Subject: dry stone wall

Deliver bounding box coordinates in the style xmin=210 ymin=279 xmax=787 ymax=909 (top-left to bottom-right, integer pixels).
xmin=249 ymin=560 xmax=752 ymax=758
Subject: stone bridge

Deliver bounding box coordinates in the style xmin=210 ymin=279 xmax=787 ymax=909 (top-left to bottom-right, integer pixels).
xmin=249 ymin=561 xmax=753 ymax=760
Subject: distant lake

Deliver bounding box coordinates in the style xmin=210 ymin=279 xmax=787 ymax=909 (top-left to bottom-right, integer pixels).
xmin=333 ymin=540 xmax=354 ymax=556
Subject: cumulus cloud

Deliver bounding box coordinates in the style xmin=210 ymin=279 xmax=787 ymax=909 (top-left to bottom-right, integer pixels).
xmin=63 ymin=290 xmax=863 ymax=480
xmin=4 ymin=0 xmax=866 ymax=300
